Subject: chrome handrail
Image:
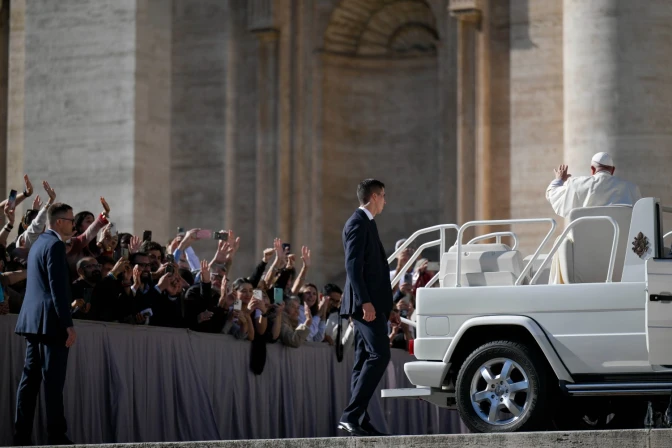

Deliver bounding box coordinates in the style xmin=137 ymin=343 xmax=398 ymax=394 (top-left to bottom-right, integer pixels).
xmin=529 ymin=216 xmax=619 ymax=285
xmin=391 ymin=239 xmax=440 ymax=289
xmin=467 ymin=231 xmax=519 ymax=250
xmin=387 ymin=224 xmax=459 ymax=265
xmin=455 ymin=219 xmax=557 ymax=287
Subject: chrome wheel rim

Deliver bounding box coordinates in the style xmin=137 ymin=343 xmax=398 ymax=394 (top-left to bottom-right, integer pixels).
xmin=470 ymin=357 xmax=532 ymax=426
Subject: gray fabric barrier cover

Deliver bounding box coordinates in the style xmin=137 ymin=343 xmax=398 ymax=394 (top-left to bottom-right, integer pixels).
xmin=0 ymin=315 xmax=467 ymax=445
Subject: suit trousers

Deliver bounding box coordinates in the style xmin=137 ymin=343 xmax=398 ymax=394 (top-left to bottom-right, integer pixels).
xmin=340 ymin=312 xmax=391 ymax=425
xmin=14 ymin=335 xmax=70 ymax=443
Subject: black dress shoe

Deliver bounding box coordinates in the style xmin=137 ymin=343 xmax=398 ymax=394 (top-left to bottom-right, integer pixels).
xmin=362 ymin=421 xmax=388 ymax=436
xmin=338 ymin=421 xmax=371 ymax=437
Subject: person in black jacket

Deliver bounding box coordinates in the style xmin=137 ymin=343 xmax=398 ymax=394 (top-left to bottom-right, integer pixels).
xmin=338 ymin=179 xmax=392 ymax=437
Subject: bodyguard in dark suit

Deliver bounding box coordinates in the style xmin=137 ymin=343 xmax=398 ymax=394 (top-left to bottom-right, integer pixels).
xmin=14 ymin=203 xmax=77 ymax=446
xmin=338 ymin=179 xmax=393 ymax=437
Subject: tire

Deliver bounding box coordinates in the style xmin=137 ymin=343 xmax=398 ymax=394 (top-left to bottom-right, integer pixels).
xmin=455 ymin=340 xmax=549 ymax=433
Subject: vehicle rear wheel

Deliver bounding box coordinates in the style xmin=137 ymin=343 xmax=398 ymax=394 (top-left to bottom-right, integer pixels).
xmin=455 ymin=340 xmax=549 ymax=433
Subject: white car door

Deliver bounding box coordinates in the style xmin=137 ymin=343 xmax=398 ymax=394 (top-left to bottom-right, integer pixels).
xmin=646 ymin=258 xmax=672 ymax=366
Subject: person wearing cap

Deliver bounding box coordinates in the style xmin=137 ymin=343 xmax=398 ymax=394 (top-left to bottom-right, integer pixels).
xmin=546 ymin=152 xmax=641 ymax=218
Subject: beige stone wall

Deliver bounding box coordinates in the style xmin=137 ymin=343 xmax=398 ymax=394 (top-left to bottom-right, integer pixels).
xmin=509 ymin=0 xmax=564 ymax=255
xmin=16 ymin=0 xmax=137 ymax=230
xmin=320 ymin=55 xmax=441 ymax=283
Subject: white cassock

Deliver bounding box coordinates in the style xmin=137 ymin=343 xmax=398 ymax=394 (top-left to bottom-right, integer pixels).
xmin=546 ymin=171 xmax=641 ymax=283
xmin=546 ymin=171 xmax=641 ymax=218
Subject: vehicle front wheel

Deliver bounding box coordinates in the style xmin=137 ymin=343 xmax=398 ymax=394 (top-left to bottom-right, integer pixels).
xmin=455 ymin=340 xmax=549 ymax=433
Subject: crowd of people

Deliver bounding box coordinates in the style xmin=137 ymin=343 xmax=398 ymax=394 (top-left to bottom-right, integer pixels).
xmin=0 ymin=176 xmax=434 ymax=365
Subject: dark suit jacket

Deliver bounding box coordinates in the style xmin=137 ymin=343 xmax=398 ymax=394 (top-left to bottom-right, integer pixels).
xmin=340 ymin=209 xmax=393 ymax=317
xmin=15 ymin=229 xmax=73 ymax=339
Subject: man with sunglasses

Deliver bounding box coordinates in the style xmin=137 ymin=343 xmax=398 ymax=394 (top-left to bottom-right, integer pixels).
xmin=14 ymin=203 xmax=77 ymax=445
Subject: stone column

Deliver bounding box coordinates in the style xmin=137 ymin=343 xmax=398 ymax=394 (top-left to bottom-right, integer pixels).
xmin=475 ymin=0 xmax=510 ymax=236
xmin=253 ymin=29 xmax=280 ymax=255
xmin=564 ymin=0 xmax=672 ymax=196
xmin=223 ymin=2 xmax=258 ymax=276
xmin=8 ymin=0 xmax=172 ymax=241
xmin=454 ymin=11 xmax=478 ymax=241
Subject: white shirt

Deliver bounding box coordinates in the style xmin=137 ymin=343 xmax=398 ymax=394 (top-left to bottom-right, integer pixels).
xmin=359 ymin=206 xmax=374 ymax=221
xmin=546 ymin=171 xmax=641 ymax=218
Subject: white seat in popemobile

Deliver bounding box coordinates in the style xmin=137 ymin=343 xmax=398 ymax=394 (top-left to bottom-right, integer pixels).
xmin=439 ymin=243 xmax=525 ymax=287
xmin=557 ymin=205 xmax=633 ymax=283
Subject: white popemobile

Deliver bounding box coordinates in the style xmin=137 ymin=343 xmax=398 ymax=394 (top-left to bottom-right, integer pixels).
xmin=382 ymin=197 xmax=672 ymax=432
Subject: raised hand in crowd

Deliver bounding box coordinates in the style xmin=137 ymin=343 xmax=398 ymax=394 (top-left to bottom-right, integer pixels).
xmin=291 ymin=246 xmax=311 ymax=294
xmin=0 ymin=203 xmax=16 ymax=247
xmin=0 ymin=174 xmax=33 ymax=212
xmin=178 ymin=228 xmax=200 ymax=250
xmin=31 ymin=195 xmax=42 ymax=211
xmin=111 ymin=258 xmax=130 ymax=279
xmin=224 ymin=230 xmax=240 ymax=263
xmin=100 ymin=197 xmax=111 ymax=219
xmin=43 ymin=180 xmax=57 ymax=205
xmin=200 ymin=259 xmax=210 ymax=284
xmin=263 ymin=246 xmax=275 ymax=264
xmin=156 ymin=272 xmax=174 ymax=294
xmin=264 ymin=238 xmax=286 ymax=285
xmin=97 ymin=223 xmax=117 ymax=254
xmin=129 ymin=235 xmax=142 ymax=254
xmin=132 ymin=265 xmax=143 ymax=291
xmin=218 ymin=276 xmax=234 ymax=309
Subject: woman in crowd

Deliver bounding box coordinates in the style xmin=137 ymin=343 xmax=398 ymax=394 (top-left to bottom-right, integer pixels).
xmin=297 ymin=283 xmax=327 ymax=342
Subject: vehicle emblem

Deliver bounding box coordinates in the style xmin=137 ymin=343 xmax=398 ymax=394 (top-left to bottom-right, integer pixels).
xmin=632 ymin=232 xmax=650 ymax=259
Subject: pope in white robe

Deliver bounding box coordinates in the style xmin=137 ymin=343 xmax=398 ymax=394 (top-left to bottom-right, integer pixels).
xmin=546 ymin=152 xmax=641 ymax=283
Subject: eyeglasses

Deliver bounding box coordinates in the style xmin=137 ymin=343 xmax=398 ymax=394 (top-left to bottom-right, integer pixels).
xmin=135 ymin=262 xmax=151 ymax=269
xmin=83 ymin=264 xmax=102 ymax=270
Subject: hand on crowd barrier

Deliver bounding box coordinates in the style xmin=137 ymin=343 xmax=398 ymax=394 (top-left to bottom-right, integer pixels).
xmin=301 ymin=246 xmax=311 ymax=268
xmin=65 ymin=327 xmax=77 ymax=348
xmin=200 ymin=259 xmax=211 ymax=283
xmin=197 ymin=310 xmax=213 ymax=324
xmin=554 ymin=164 xmax=572 ymax=182
xmin=31 ymin=195 xmax=42 ymax=210
xmin=71 ymin=299 xmax=85 ymax=310
xmin=43 ymin=180 xmax=56 ymax=205
xmin=23 ymin=175 xmax=33 ymax=197
xmin=362 ymin=302 xmax=376 ymax=322
xmin=324 ymin=335 xmax=335 ymax=346
xmin=135 ymin=313 xmax=147 ymax=324
xmin=100 ymin=197 xmax=111 ymax=218
xmin=4 ymin=203 xmax=15 ymax=225
xmin=129 ymin=235 xmax=141 ymax=254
